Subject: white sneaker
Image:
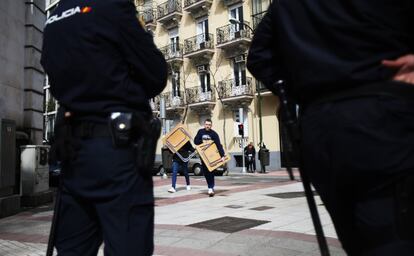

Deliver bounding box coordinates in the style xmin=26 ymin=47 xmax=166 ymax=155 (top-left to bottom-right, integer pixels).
xmin=208 ymin=188 xmax=214 ymax=197
xmin=168 ymin=187 xmax=176 ymax=193
xmin=186 ymin=185 xmax=191 ymax=191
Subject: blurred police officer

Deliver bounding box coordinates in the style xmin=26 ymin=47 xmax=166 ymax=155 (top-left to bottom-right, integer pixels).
xmin=247 ymin=1 xmax=414 ymax=255
xmin=41 ymin=0 xmax=167 ymax=255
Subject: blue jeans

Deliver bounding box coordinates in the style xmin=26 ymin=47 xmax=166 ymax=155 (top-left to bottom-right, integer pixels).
xmin=202 ymin=163 xmax=214 ymax=189
xmin=171 ymin=160 xmax=190 ymax=189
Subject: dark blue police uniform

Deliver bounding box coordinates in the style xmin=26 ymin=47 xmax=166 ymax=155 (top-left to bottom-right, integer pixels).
xmin=247 ymin=1 xmax=414 ymax=255
xmin=41 ymin=0 xmax=167 ymax=255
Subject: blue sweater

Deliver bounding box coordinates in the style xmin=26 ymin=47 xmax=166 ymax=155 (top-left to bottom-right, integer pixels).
xmin=194 ymin=129 xmax=225 ymax=157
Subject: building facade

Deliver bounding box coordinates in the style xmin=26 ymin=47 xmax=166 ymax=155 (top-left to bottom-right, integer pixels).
xmin=0 ymin=0 xmax=46 ymax=144
xmin=136 ymin=0 xmax=281 ymax=170
xmin=0 ymin=0 xmax=46 ymax=217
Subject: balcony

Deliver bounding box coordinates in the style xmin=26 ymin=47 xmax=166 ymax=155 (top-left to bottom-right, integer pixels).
xmin=252 ymin=11 xmax=267 ymax=30
xmin=216 ymin=23 xmax=252 ymax=57
xmin=217 ymin=77 xmax=254 ymax=107
xmin=162 ymin=91 xmax=186 ymax=117
xmin=185 ymin=87 xmax=216 ymax=115
xmin=157 ymin=0 xmax=183 ymax=29
xmin=141 ymin=9 xmax=157 ymax=31
xmin=183 ymin=33 xmax=214 ymax=65
xmin=183 ymin=0 xmax=212 ymax=19
xmin=221 ymin=0 xmax=243 ymax=8
xmin=159 ymin=43 xmax=184 ymax=70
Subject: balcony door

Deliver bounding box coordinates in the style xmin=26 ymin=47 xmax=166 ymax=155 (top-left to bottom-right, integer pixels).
xmin=169 ymin=28 xmax=179 ymax=57
xmin=229 ymin=5 xmax=243 ymax=39
xmin=171 ymin=70 xmax=181 ymax=97
xmin=198 ymin=66 xmax=211 ymax=92
xmin=196 ymin=17 xmax=209 ymax=48
xmin=233 ymin=56 xmax=246 ymax=87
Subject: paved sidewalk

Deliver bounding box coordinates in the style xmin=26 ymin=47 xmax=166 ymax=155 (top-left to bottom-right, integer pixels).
xmin=0 ymin=170 xmax=346 ymax=256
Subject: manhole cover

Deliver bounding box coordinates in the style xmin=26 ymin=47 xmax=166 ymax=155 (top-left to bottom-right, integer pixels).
xmin=154 ymin=197 xmax=167 ymax=200
xmin=189 ymin=216 xmax=269 ymax=233
xmin=225 ymin=205 xmax=244 ymax=209
xmin=249 ymin=206 xmax=274 ymax=211
xmin=231 ymin=183 xmax=250 ymax=186
xmin=267 ymin=191 xmax=317 ymax=199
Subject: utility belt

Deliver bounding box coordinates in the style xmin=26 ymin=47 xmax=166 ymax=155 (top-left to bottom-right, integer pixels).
xmin=51 ymin=109 xmax=161 ymax=177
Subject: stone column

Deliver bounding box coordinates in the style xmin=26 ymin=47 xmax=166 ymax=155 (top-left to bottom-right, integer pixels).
xmin=24 ymin=0 xmax=46 ymax=144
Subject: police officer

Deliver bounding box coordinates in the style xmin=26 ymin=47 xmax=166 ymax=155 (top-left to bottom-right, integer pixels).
xmin=41 ymin=0 xmax=167 ymax=255
xmin=247 ymin=1 xmax=414 ymax=255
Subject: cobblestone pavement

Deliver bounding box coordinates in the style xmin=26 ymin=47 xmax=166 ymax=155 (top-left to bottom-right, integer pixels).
xmin=0 ymin=169 xmax=346 ymax=256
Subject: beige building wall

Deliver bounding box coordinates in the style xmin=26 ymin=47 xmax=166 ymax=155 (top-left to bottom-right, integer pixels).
xmin=137 ymin=0 xmax=281 ymax=170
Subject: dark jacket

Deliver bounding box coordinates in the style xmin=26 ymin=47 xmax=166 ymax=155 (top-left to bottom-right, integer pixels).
xmin=41 ymin=0 xmax=167 ymax=117
xmin=194 ymin=128 xmax=225 ymax=157
xmin=244 ymin=145 xmax=256 ymax=159
xmin=247 ymin=0 xmax=414 ymax=103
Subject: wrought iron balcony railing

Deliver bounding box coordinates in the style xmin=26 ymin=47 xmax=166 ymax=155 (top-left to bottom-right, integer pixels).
xmin=216 ymin=21 xmax=252 ymax=45
xmin=159 ymin=43 xmax=184 ymax=61
xmin=157 ymin=0 xmax=182 ymax=19
xmin=186 ymin=87 xmax=215 ymax=104
xmin=217 ymin=77 xmax=253 ymax=98
xmin=252 ymin=11 xmax=267 ymax=30
xmin=142 ymin=9 xmax=156 ymax=23
xmin=183 ymin=33 xmax=214 ymax=55
xmin=162 ymin=91 xmax=185 ymax=108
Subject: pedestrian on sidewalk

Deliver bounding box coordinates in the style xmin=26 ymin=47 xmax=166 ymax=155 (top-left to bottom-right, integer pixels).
xmin=247 ymin=0 xmax=414 ymax=255
xmin=41 ymin=1 xmax=167 ymax=255
xmin=168 ymin=142 xmax=194 ymax=193
xmin=194 ymin=119 xmax=226 ymax=197
xmin=244 ymin=142 xmax=256 ymax=173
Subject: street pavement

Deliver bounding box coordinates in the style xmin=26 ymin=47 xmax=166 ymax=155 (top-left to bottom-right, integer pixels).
xmin=0 ymin=169 xmax=346 ymax=256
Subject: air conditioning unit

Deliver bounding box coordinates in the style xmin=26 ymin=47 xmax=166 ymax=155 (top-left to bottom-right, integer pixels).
xmin=235 ymin=55 xmax=245 ymax=63
xmin=197 ymin=65 xmax=208 ymax=73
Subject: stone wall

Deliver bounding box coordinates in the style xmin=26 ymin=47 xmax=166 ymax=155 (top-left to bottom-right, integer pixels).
xmin=0 ymin=0 xmax=46 ymax=144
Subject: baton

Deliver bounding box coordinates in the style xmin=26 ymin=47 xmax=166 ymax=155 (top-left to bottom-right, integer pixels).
xmin=270 ymin=80 xmax=330 ymax=256
xmin=46 ymin=182 xmax=61 ymax=256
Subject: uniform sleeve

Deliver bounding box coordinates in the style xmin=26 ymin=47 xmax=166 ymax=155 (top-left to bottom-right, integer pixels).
xmin=246 ymin=2 xmax=283 ymax=89
xmin=115 ymin=0 xmax=167 ymax=98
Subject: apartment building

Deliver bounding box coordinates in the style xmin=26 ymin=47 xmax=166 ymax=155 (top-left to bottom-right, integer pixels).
xmin=136 ymin=0 xmax=282 ymax=170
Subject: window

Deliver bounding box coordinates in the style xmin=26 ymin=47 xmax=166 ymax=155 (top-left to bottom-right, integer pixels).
xmin=200 ymin=72 xmax=211 ymax=93
xmin=233 ymin=56 xmax=246 ymax=87
xmin=168 ymin=28 xmax=179 ymax=56
xmin=229 ymin=4 xmax=244 ymax=34
xmin=196 ymin=17 xmax=209 ymax=47
xmin=171 ymin=70 xmax=181 ymax=97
